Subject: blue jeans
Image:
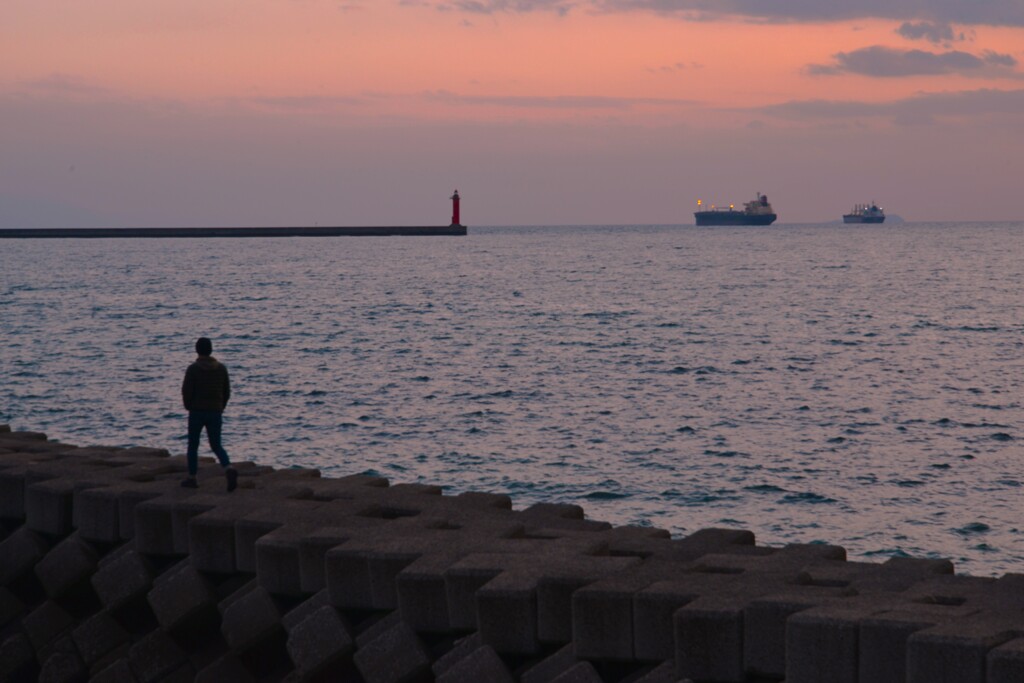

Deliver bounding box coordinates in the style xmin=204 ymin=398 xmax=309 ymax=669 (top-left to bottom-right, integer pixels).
xmin=186 ymin=410 xmax=230 ymax=476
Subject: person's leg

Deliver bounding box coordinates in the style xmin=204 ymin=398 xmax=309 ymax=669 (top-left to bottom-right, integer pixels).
xmin=204 ymin=411 xmax=230 ymax=467
xmin=183 ymin=411 xmax=202 ymax=487
xmin=205 ymin=411 xmax=237 ymax=492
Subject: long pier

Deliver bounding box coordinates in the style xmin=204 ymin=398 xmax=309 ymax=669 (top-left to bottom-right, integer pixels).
xmin=0 ymin=225 xmax=467 ymax=238
xmin=2 ymin=426 xmax=1023 ymax=682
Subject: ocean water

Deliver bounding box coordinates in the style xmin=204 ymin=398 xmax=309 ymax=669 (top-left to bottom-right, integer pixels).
xmin=1 ymin=222 xmax=1022 ymax=575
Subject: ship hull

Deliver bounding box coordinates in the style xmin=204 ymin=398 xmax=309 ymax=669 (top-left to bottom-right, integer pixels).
xmin=842 ymin=215 xmax=885 ymax=224
xmin=695 ymin=211 xmax=777 ymax=226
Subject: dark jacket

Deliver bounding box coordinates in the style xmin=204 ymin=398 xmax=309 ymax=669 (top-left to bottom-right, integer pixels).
xmin=182 ymin=356 xmax=231 ymax=412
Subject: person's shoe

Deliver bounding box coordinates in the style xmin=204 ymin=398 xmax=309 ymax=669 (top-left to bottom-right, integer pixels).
xmin=181 ymin=477 xmax=198 ymax=488
xmin=226 ymin=467 xmax=238 ymax=493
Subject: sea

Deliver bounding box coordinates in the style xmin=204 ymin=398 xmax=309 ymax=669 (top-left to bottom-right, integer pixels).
xmin=1 ymin=222 xmax=1022 ymax=576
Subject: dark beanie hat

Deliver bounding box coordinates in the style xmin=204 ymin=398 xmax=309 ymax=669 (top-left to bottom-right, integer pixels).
xmin=195 ymin=337 xmax=213 ymax=356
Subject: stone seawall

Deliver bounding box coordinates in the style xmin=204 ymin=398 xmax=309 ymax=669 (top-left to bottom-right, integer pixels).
xmin=1 ymin=426 xmax=1023 ymax=683
xmin=0 ymin=226 xmax=467 ymax=238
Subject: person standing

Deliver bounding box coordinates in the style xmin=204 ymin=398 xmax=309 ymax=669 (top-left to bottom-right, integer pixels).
xmin=181 ymin=337 xmax=238 ymax=491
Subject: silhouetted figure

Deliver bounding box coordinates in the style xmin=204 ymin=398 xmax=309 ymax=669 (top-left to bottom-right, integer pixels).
xmin=181 ymin=337 xmax=237 ymax=491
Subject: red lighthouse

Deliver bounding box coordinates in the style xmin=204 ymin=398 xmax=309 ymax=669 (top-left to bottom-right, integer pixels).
xmin=450 ymin=190 xmax=461 ymax=226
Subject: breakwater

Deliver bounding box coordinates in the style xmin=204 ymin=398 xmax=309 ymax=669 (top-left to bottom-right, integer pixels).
xmin=1 ymin=427 xmax=1023 ymax=683
xmin=0 ymin=226 xmax=466 ymax=238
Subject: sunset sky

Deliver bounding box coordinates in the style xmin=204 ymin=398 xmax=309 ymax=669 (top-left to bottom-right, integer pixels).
xmin=2 ymin=1 xmax=1024 ymax=225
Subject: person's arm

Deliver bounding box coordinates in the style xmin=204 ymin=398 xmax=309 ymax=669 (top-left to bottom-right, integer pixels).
xmin=182 ymin=366 xmax=194 ymax=410
xmin=222 ymin=366 xmax=231 ymax=409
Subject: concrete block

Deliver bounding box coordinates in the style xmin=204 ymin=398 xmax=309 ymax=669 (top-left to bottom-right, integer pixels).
xmin=0 ymin=429 xmax=49 ymax=440
xmin=146 ymin=561 xmax=217 ymax=632
xmin=743 ymin=585 xmax=848 ymax=678
xmin=128 ymin=630 xmax=191 ymax=683
xmin=327 ymin=534 xmax=427 ymax=611
xmin=122 ymin=446 xmax=171 ymax=459
xmin=0 ymin=467 xmax=29 ymax=520
xmin=326 ymin=517 xmax=482 ymax=611
xmin=286 ymin=605 xmax=354 ymax=677
xmin=397 ymin=557 xmax=458 ymax=633
xmin=881 ymin=555 xmax=955 ymax=579
xmin=297 ymin=518 xmax=387 ymax=593
xmin=0 ymin=586 xmax=25 ymax=629
xmin=117 ymin=487 xmax=171 ymax=541
xmin=251 ymin=526 xmax=303 ymax=594
xmin=0 ymin=526 xmax=50 ymax=585
xmin=182 ymin=484 xmax=318 ymax=574
xmin=75 ymin=484 xmax=158 ymax=543
xmin=476 ymin=572 xmax=539 ymax=655
xmin=432 ymin=633 xmax=484 ymax=679
xmin=194 ymin=655 xmax=255 ymax=683
xmin=69 ymin=461 xmax=176 ymax=539
xmin=71 ymin=611 xmax=130 ymax=666
xmin=858 ymin=603 xmax=981 ymax=683
xmin=0 ymin=633 xmax=38 ymax=683
xmin=569 ymin=529 xmax=765 ymax=662
xmin=133 ymin=492 xmax=210 ymax=556
xmin=184 ymin=499 xmax=248 ymax=572
xmin=454 ymin=491 xmax=513 ymax=510
xmin=282 ymin=589 xmax=334 ymax=633
xmin=906 ymin=613 xmax=1019 ymax=683
xmin=444 ymin=538 xmax=616 ymax=650
xmin=304 ymin=472 xmax=389 ymax=498
xmin=521 ymin=502 xmax=586 ymax=520
xmin=22 ymin=601 xmax=74 ymax=654
xmin=253 ymin=515 xmax=348 ymax=596
xmin=34 ymin=534 xmax=99 ymax=598
xmin=580 ymin=525 xmax=672 ymax=559
xmin=988 ymin=636 xmax=1024 ymax=683
xmin=784 ymin=599 xmax=890 ymax=683
xmin=355 ymin=611 xmax=404 ymax=649
xmin=903 ymin=574 xmax=1000 ymax=608
xmin=352 ymin=620 xmax=431 ymax=683
xmin=0 ymin=433 xmax=61 ymax=453
xmin=633 ymin=573 xmax=738 ymax=662
xmin=675 ymin=593 xmax=749 ymax=683
xmin=26 ymin=474 xmax=97 ymax=537
xmin=90 ymin=659 xmax=137 ymax=683
xmin=216 ymin=576 xmax=261 ymax=615
xmin=35 ymin=635 xmax=79 ymax=673
xmin=235 ymin=501 xmax=326 ymax=575
xmin=0 ymin=445 xmax=78 ymax=525
xmin=796 ymin=556 xmax=953 ymax=595
xmin=628 ymin=661 xmax=680 ymax=683
xmin=662 ymin=527 xmax=757 ymax=559
xmin=519 ymin=643 xmax=577 ymax=683
xmin=436 ymin=644 xmax=515 ymax=683
xmin=91 ymin=548 xmax=154 ymax=610
xmin=537 ymin=555 xmax=640 ymax=645
xmin=220 ymin=585 xmax=282 ymax=653
xmin=38 ymin=651 xmax=87 ymax=683
xmin=572 ymin=574 xmax=650 ymax=661
xmin=72 ymin=485 xmax=122 ymax=544
xmin=551 ymin=662 xmax=604 ymax=683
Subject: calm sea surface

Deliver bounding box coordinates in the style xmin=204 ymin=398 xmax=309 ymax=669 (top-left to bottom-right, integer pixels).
xmin=1 ymin=223 xmax=1022 ymax=575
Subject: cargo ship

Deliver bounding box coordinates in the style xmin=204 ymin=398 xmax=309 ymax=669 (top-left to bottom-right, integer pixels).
xmin=694 ymin=193 xmax=777 ymax=226
xmin=843 ymin=202 xmax=885 ymax=223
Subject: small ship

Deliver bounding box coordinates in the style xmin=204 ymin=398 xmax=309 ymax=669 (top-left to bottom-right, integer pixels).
xmin=694 ymin=193 xmax=777 ymax=226
xmin=843 ymin=202 xmax=885 ymax=224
